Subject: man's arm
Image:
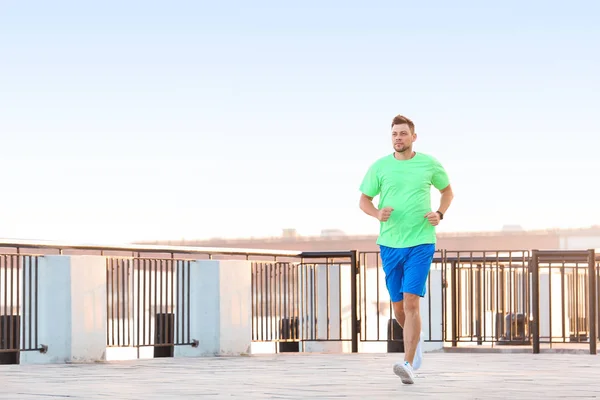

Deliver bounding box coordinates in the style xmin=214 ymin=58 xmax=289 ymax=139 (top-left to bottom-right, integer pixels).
xmin=359 ymin=193 xmax=392 ymax=222
xmin=425 ymin=184 xmax=454 ymax=226
xmin=437 ymin=184 xmax=454 ymax=215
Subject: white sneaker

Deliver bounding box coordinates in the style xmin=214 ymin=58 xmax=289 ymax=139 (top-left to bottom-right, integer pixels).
xmin=413 ymin=332 xmax=424 ymax=371
xmin=393 ymin=361 xmax=414 ymax=384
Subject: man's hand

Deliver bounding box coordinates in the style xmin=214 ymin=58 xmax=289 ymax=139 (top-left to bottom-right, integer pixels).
xmin=378 ymin=207 xmax=393 ymax=222
xmin=424 ymin=211 xmax=441 ymax=226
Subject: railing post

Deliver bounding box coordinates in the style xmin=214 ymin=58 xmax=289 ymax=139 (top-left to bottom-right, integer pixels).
xmin=531 ymin=250 xmax=540 ymax=354
xmin=588 ymin=249 xmax=597 ymax=355
xmin=451 ymin=260 xmax=458 ymax=347
xmin=350 ymin=250 xmax=358 ymax=353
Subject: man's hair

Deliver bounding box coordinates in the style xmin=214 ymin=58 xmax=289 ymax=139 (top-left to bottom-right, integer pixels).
xmin=391 ymin=114 xmax=415 ymax=133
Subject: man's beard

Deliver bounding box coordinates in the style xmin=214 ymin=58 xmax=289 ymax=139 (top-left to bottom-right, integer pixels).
xmin=395 ymin=144 xmax=409 ymax=153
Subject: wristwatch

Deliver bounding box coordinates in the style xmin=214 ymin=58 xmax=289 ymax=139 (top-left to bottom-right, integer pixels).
xmin=436 ymin=211 xmax=444 ymax=220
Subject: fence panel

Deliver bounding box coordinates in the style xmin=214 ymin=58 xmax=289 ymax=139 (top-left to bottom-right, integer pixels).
xmin=106 ymin=258 xmax=193 ymax=351
xmin=446 ymin=251 xmax=531 ymax=347
xmin=532 ymin=249 xmax=597 ymax=354
xmin=251 ymin=252 xmax=357 ymax=352
xmin=0 ymin=255 xmax=43 ymax=362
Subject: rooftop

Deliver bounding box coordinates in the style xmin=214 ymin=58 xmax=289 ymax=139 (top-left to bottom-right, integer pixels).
xmin=2 ymin=352 xmax=599 ymax=399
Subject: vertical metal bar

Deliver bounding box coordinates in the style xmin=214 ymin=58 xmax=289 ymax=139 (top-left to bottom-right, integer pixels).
xmin=531 ymin=250 xmax=540 ymax=354
xmin=476 ymin=262 xmax=482 ymax=345
xmin=10 ymin=255 xmax=15 ymax=350
xmin=589 ymin=249 xmax=597 ymax=355
xmin=262 ymin=263 xmax=268 ymax=340
xmin=28 ymin=255 xmax=32 ymax=350
xmin=258 ymin=262 xmax=264 ymax=342
xmin=287 ymin=263 xmax=292 ymax=340
xmin=451 ymin=259 xmax=458 ymax=347
xmin=427 ymin=253 xmax=434 ymax=341
xmin=338 ymin=260 xmax=343 ymax=341
xmin=251 ymin=262 xmax=255 ymax=341
xmin=362 ymin=253 xmax=368 ymax=341
xmin=3 ymin=255 xmax=8 ymax=350
xmin=548 ymin=260 xmax=553 ymax=343
xmin=350 ymin=250 xmax=358 ymax=353
xmin=482 ymin=254 xmax=487 ymax=343
xmin=16 ymin=255 xmax=20 ymax=351
xmin=167 ymin=259 xmax=172 ymax=345
xmin=441 ymin=250 xmax=447 ymax=342
xmin=34 ymin=256 xmax=38 ymax=349
xmin=177 ymin=260 xmax=182 ymax=344
xmin=106 ymin=259 xmax=110 ymax=346
xmin=117 ymin=259 xmax=122 ymax=346
xmin=186 ymin=260 xmax=191 ymax=344
xmin=21 ymin=255 xmax=26 ymax=350
xmin=269 ymin=263 xmax=274 ymax=341
xmin=278 ymin=262 xmax=282 ymax=342
xmin=142 ymin=259 xmax=147 ymax=346
xmin=295 ymin=263 xmax=300 ymax=341
xmin=468 ymin=253 xmax=474 ymax=341
xmin=508 ymin=257 xmax=513 ymax=341
xmin=575 ymin=261 xmax=579 ymax=343
xmin=122 ymin=259 xmax=128 ymax=346
xmin=457 ymin=255 xmax=463 ymax=342
xmin=127 ymin=259 xmax=131 ymax=347
xmin=303 ymin=260 xmax=308 ymax=342
xmin=326 ymin=259 xmax=330 ymax=340
xmin=171 ymin=259 xmax=175 ymax=345
xmin=159 ymin=259 xmax=164 ymax=345
xmin=154 ymin=259 xmax=159 ymax=345
xmin=136 ymin=258 xmax=141 ymax=348
xmin=376 ymin=253 xmax=380 ymax=341
xmin=523 ymin=251 xmax=529 ymax=343
xmin=313 ymin=263 xmax=317 ymax=340
xmin=597 ymin=257 xmax=600 ymax=342
xmin=558 ymin=260 xmax=564 ymax=343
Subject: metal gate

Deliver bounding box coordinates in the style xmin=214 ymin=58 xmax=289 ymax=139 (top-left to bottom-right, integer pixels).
xmin=251 ymin=251 xmax=359 ymax=352
xmin=250 ymin=248 xmax=599 ymax=354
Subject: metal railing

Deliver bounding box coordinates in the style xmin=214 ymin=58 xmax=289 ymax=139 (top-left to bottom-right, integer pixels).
xmin=106 ymin=257 xmax=195 ymax=352
xmin=251 ymin=251 xmax=358 ymax=352
xmin=0 ymin=255 xmax=45 ymax=362
xmin=446 ymin=250 xmax=532 ymax=346
xmin=2 ymin=238 xmax=600 ymax=356
xmin=531 ymin=249 xmax=597 ymax=354
xmin=0 ymin=239 xmax=300 ymax=261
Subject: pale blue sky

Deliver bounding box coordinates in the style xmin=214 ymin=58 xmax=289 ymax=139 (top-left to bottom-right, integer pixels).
xmin=1 ymin=1 xmax=599 ymax=243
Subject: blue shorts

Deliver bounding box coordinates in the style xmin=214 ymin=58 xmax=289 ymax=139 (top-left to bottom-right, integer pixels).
xmin=379 ymin=244 xmax=436 ymax=302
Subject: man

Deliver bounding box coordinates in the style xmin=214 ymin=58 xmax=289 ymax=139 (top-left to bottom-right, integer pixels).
xmin=359 ymin=114 xmax=453 ymax=384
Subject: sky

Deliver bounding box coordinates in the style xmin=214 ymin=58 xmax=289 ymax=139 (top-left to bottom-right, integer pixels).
xmin=1 ymin=1 xmax=599 ymax=244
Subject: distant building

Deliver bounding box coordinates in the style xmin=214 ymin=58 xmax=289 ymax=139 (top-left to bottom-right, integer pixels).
xmin=142 ymin=226 xmax=600 ymax=252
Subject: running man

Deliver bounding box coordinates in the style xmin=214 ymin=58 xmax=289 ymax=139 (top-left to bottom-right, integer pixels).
xmin=358 ymin=114 xmax=454 ymax=384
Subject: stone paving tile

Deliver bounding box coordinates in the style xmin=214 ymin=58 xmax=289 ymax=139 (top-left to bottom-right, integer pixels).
xmin=1 ymin=352 xmax=599 ymax=399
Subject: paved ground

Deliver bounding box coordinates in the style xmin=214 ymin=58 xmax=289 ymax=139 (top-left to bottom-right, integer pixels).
xmin=1 ymin=352 xmax=599 ymax=399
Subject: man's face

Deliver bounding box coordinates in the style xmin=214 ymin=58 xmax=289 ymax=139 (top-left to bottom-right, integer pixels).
xmin=391 ymin=123 xmax=416 ymax=153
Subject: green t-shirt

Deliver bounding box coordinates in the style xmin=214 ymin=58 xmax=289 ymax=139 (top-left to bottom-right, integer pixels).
xmin=359 ymin=152 xmax=450 ymax=249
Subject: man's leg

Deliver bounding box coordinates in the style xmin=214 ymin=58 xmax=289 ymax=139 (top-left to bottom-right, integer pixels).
xmin=400 ymin=244 xmax=435 ymax=369
xmin=402 ymin=293 xmax=421 ymax=365
xmin=392 ymin=301 xmax=405 ymax=327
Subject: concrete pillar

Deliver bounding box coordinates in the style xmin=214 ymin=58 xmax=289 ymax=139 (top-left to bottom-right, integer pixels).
xmin=175 ymin=260 xmax=252 ymax=357
xmin=20 ymin=255 xmax=107 ymax=364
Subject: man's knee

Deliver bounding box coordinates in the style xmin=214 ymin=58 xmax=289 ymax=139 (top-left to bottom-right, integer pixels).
xmin=392 ymin=301 xmax=405 ymax=318
xmin=403 ymin=293 xmax=420 ymax=315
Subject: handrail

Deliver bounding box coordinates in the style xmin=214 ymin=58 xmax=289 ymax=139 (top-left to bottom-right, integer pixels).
xmin=0 ymin=238 xmax=302 ymax=257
